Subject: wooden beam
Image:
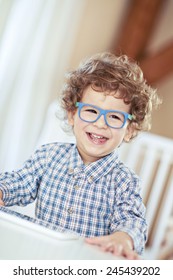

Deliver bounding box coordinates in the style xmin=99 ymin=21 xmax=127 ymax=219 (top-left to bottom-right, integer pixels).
xmin=112 ymin=0 xmax=165 ymax=59
xmin=140 ymin=42 xmax=173 ymax=84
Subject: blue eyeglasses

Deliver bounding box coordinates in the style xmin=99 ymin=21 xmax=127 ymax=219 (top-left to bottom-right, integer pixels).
xmin=75 ymin=102 xmax=133 ymax=129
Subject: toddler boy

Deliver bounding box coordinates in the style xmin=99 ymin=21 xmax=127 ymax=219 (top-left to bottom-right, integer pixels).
xmin=0 ymin=53 xmax=160 ymax=259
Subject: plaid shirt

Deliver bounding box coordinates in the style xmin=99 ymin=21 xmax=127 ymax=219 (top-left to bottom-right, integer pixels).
xmin=0 ymin=143 xmax=147 ymax=254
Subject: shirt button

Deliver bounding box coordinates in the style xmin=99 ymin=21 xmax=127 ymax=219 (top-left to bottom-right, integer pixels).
xmin=67 ymin=207 xmax=74 ymax=214
xmin=74 ymin=185 xmax=80 ymax=190
xmin=68 ymin=168 xmax=74 ymax=174
xmin=74 ymin=167 xmax=79 ymax=173
xmin=88 ymin=176 xmax=94 ymax=183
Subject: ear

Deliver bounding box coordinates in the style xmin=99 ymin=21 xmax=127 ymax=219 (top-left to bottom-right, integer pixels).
xmin=67 ymin=111 xmax=75 ymax=126
xmin=123 ymin=124 xmax=136 ymax=142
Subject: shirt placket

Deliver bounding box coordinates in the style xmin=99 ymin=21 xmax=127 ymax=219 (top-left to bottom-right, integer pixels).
xmin=66 ymin=166 xmax=85 ymax=219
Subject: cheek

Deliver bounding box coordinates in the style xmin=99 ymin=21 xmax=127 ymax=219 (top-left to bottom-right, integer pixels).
xmin=111 ymin=128 xmax=127 ymax=143
xmin=74 ymin=119 xmax=87 ymax=133
xmin=71 ymin=115 xmax=85 ymax=133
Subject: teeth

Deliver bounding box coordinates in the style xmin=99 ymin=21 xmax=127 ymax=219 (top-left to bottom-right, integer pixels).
xmin=91 ymin=133 xmax=104 ymax=139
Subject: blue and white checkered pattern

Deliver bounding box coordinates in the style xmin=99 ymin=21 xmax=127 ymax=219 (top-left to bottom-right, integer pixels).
xmin=0 ymin=143 xmax=147 ymax=254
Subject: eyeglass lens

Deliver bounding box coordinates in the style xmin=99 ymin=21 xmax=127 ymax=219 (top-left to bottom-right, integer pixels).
xmin=80 ymin=105 xmax=125 ymax=128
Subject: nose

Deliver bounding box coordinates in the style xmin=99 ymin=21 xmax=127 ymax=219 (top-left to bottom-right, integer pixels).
xmin=93 ymin=115 xmax=107 ymax=129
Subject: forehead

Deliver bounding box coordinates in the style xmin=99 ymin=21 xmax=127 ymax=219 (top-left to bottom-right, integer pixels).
xmin=82 ymin=84 xmax=127 ymax=98
xmin=81 ymin=86 xmax=131 ymax=112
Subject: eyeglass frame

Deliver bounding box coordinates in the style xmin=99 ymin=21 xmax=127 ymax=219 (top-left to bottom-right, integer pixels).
xmin=75 ymin=102 xmax=133 ymax=129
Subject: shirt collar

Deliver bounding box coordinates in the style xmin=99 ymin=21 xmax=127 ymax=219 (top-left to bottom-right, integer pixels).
xmin=68 ymin=145 xmax=85 ymax=174
xmin=68 ymin=145 xmax=119 ymax=182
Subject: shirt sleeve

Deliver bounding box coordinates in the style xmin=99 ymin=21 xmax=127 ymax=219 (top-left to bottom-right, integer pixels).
xmin=110 ymin=175 xmax=148 ymax=255
xmin=0 ymin=145 xmax=49 ymax=207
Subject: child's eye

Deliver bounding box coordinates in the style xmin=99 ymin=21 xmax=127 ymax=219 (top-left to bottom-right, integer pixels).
xmin=85 ymin=108 xmax=98 ymax=114
xmin=108 ymin=113 xmax=124 ymax=123
xmin=110 ymin=114 xmax=121 ymax=120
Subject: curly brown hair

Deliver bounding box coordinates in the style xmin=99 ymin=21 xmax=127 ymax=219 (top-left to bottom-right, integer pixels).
xmin=60 ymin=52 xmax=161 ymax=140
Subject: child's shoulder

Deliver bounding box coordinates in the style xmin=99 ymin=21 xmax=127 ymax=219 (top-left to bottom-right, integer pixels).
xmin=40 ymin=141 xmax=73 ymax=148
xmin=116 ymin=158 xmax=140 ymax=182
xmin=112 ymin=159 xmax=141 ymax=193
xmin=36 ymin=142 xmax=74 ymax=157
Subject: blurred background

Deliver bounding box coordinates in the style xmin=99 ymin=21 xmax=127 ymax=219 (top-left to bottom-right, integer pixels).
xmin=0 ymin=0 xmax=173 ymax=260
xmin=0 ymin=0 xmax=173 ymax=171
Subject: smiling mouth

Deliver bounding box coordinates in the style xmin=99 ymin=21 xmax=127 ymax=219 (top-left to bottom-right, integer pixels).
xmin=86 ymin=132 xmax=108 ymax=144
